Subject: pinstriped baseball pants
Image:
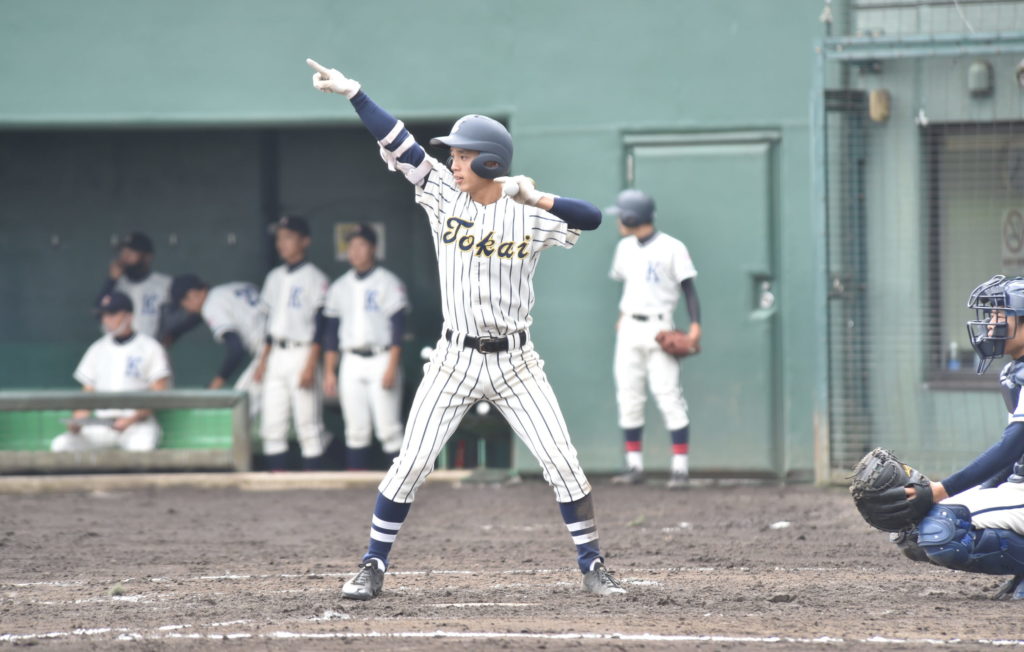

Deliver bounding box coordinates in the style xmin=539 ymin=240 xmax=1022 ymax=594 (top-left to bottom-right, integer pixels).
xmin=378 ymin=332 xmax=592 ymax=504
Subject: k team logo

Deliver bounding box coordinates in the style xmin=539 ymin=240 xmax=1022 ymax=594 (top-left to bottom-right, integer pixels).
xmin=441 ymin=217 xmax=531 ymax=260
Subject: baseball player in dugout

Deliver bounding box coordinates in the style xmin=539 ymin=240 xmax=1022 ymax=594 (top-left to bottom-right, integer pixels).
xmin=307 ymin=57 xmax=626 ymax=599
xmin=51 ymin=291 xmax=171 ymax=453
xmin=607 ymin=189 xmax=701 ymax=489
xmin=96 ymin=232 xmax=173 ymax=341
xmin=850 ymin=275 xmax=1024 ymax=600
xmin=253 ymin=215 xmax=332 ymax=471
xmin=322 ymin=224 xmax=409 ymax=470
xmin=169 ymin=274 xmax=267 ymax=414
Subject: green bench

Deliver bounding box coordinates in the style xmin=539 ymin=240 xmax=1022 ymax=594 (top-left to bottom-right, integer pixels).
xmin=0 ymin=390 xmax=251 ymax=473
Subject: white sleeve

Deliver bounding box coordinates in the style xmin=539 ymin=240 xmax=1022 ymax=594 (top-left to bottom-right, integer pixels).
xmin=672 ymin=241 xmax=698 ymax=282
xmin=323 ymin=280 xmax=343 ymax=320
xmin=72 ymin=342 xmax=100 ymax=387
xmin=312 ymin=271 xmax=329 ymax=310
xmin=609 ymin=241 xmax=625 ymax=281
xmin=201 ymin=295 xmax=234 ymax=343
xmin=414 ymin=157 xmax=455 ymax=228
xmin=530 ymin=207 xmax=580 ymax=252
xmin=381 ymin=275 xmax=409 ymax=316
xmin=143 ymin=341 xmax=172 ymax=383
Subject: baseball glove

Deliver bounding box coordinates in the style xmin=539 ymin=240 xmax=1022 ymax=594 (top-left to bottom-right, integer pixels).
xmin=849 ymin=448 xmax=934 ymax=533
xmin=655 ymin=330 xmax=699 ymax=357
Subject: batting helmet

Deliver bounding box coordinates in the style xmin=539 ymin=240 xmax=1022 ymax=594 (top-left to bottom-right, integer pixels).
xmin=606 ymin=189 xmax=655 ymax=227
xmin=430 ymin=115 xmax=513 ymax=179
xmin=966 ymin=275 xmax=1024 ymax=373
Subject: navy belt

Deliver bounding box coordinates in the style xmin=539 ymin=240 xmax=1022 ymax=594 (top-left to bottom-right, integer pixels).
xmin=346 ymin=347 xmax=387 ymax=357
xmin=630 ymin=314 xmax=664 ymax=322
xmin=445 ymin=329 xmax=526 ymax=354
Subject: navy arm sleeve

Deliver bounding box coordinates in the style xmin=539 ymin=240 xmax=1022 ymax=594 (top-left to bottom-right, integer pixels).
xmin=322 ymin=317 xmax=340 ymax=352
xmin=349 ymin=91 xmax=427 ymax=171
xmin=681 ymin=278 xmax=701 ymax=325
xmin=216 ymin=331 xmax=247 ymax=380
xmin=549 ymin=197 xmax=602 ymax=231
xmin=942 ymin=421 xmax=1024 ymax=496
xmin=389 ymin=309 xmax=407 ymax=348
xmin=312 ymin=308 xmax=327 ymax=347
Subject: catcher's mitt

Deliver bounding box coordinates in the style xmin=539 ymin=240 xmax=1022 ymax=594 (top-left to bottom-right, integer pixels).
xmin=849 ymin=448 xmax=934 ymax=533
xmin=655 ymin=330 xmax=699 ymax=357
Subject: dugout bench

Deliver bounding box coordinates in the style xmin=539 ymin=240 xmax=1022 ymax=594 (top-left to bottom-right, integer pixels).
xmin=0 ymin=390 xmax=251 ymax=473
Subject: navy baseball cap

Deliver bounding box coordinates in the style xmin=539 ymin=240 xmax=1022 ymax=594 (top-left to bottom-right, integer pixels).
xmin=275 ymin=215 xmax=310 ymax=236
xmin=170 ymin=274 xmax=207 ymax=305
xmin=97 ymin=291 xmax=134 ymax=314
xmin=344 ymin=223 xmax=378 ymax=247
xmin=118 ymin=232 xmax=155 ymax=254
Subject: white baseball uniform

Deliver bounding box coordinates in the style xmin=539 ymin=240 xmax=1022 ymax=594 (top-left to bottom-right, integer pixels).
xmin=201 ymin=282 xmax=267 ymax=415
xmin=113 ymin=272 xmax=172 ymax=339
xmin=259 ymin=262 xmax=330 ymax=458
xmin=324 ymin=266 xmax=408 ymax=454
xmin=610 ymin=232 xmax=697 ymax=431
xmin=51 ymin=332 xmax=171 ymax=452
xmin=370 ymin=157 xmax=590 ymax=504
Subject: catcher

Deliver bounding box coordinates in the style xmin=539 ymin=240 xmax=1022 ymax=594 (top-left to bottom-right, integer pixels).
xmin=851 ymin=275 xmax=1024 ymax=600
xmin=607 ymin=189 xmax=701 ymax=489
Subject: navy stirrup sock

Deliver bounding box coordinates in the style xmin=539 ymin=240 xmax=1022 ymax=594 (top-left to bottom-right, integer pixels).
xmin=347 ymin=445 xmax=371 ymax=470
xmin=559 ymin=494 xmax=603 ymax=573
xmin=362 ymin=493 xmax=412 ymax=570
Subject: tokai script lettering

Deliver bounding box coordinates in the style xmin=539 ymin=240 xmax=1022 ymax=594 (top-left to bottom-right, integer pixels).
xmin=442 ymin=217 xmax=531 ymax=259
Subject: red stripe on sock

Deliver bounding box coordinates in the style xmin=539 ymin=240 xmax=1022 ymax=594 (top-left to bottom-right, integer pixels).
xmin=672 ymin=444 xmax=689 ymax=455
xmin=625 ymin=441 xmax=642 ymax=452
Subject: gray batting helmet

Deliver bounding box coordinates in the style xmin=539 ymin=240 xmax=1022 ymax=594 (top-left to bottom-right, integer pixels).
xmin=606 ymin=189 xmax=655 ymax=227
xmin=430 ymin=115 xmax=513 ymax=179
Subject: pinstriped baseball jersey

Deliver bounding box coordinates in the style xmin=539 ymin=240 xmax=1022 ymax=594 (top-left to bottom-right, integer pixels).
xmin=114 ymin=273 xmax=172 ymax=339
xmin=201 ymin=282 xmax=267 ymax=355
xmin=610 ymin=232 xmax=697 ymax=315
xmin=414 ymin=158 xmax=579 ymax=337
xmin=260 ymin=262 xmax=328 ymax=343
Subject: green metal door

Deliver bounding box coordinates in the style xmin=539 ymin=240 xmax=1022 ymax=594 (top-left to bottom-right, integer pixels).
xmin=628 ymin=133 xmax=779 ymax=476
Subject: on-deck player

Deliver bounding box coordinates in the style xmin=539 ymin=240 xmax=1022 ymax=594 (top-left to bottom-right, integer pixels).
xmin=607 ymin=189 xmax=701 ymax=489
xmin=307 ymin=58 xmax=626 ymax=599
xmin=170 ymin=274 xmax=267 ymax=415
xmin=96 ymin=232 xmax=173 ymax=341
xmin=322 ymin=224 xmax=409 ymax=469
xmin=252 ymin=215 xmax=331 ymax=471
xmin=51 ymin=291 xmax=171 ymax=452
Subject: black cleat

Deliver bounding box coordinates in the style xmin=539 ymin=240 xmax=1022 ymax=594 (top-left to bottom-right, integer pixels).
xmin=341 ymin=561 xmax=384 ymax=601
xmin=582 ymin=562 xmax=626 ymax=595
xmin=666 ymin=472 xmax=690 ymax=489
xmin=993 ymin=574 xmax=1024 ymax=600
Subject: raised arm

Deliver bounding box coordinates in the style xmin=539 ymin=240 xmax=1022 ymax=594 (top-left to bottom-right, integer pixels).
xmin=307 ymin=58 xmax=432 ymax=186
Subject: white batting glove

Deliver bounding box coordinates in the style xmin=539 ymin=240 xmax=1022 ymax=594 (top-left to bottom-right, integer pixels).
xmin=495 ymin=175 xmax=544 ymax=207
xmin=306 ymin=58 xmax=361 ymax=98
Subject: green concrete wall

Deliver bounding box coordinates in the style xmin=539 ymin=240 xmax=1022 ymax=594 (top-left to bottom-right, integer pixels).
xmin=0 ymin=0 xmax=827 ymax=476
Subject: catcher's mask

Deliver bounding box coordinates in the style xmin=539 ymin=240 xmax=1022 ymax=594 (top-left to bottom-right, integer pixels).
xmin=966 ymin=275 xmax=1024 ymax=373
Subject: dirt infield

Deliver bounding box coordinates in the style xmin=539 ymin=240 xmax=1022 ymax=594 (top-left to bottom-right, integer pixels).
xmin=1 ymin=476 xmax=1021 ymax=649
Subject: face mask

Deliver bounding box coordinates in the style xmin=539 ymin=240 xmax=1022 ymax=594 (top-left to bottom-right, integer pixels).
xmin=123 ymin=262 xmax=149 ymax=282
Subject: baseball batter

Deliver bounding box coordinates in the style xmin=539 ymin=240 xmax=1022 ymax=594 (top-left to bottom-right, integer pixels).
xmin=322 ymin=224 xmax=409 ymax=469
xmin=307 ymin=58 xmax=625 ymax=599
xmin=253 ymin=215 xmax=331 ymax=471
xmin=170 ymin=274 xmax=267 ymax=415
xmin=97 ymin=232 xmax=172 ymax=340
xmin=51 ymin=291 xmax=171 ymax=452
xmin=607 ymin=189 xmax=701 ymax=489
xmin=858 ymin=275 xmax=1024 ymax=600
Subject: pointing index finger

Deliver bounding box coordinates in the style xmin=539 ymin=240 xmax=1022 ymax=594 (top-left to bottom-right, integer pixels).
xmin=306 ymin=58 xmax=331 ymax=75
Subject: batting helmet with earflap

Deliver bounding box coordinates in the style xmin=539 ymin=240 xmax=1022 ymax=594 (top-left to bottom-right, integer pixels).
xmin=606 ymin=189 xmax=655 ymax=227
xmin=430 ymin=115 xmax=513 ymax=179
